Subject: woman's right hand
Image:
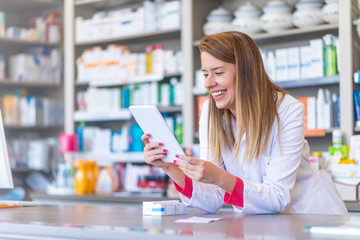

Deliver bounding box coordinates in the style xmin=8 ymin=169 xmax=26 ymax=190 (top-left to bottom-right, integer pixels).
xmin=141 ymin=133 xmax=169 ymax=169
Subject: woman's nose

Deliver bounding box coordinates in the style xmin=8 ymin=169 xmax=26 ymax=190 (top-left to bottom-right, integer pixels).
xmin=204 ymin=75 xmax=216 ymax=89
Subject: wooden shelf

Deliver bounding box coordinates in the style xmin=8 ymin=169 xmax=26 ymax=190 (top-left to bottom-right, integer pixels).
xmin=76 ymin=28 xmax=181 ymax=47
xmin=194 ymin=24 xmax=338 ymax=46
xmin=0 ymin=80 xmax=61 ymax=88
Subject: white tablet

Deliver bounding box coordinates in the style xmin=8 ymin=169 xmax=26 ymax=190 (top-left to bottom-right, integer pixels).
xmin=129 ymin=105 xmax=185 ymax=163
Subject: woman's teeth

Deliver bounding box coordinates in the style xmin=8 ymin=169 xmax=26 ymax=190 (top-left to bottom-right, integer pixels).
xmin=213 ymin=90 xmax=226 ymax=96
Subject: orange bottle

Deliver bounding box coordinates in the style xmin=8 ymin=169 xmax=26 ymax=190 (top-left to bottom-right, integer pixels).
xmin=86 ymin=161 xmax=95 ymax=194
xmin=74 ymin=160 xmax=87 ymax=195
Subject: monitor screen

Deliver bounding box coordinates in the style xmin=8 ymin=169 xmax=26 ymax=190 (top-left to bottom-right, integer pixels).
xmin=0 ymin=111 xmax=13 ymax=188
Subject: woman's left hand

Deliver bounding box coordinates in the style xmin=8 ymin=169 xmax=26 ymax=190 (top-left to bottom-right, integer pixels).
xmin=174 ymin=155 xmax=221 ymax=184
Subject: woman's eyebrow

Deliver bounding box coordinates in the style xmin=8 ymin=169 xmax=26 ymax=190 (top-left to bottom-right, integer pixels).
xmin=202 ymin=66 xmax=223 ymax=71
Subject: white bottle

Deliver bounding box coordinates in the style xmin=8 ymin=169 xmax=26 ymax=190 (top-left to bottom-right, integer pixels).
xmin=152 ymin=44 xmax=164 ymax=74
xmin=323 ymin=88 xmax=332 ymax=129
xmin=316 ymin=88 xmax=325 ymax=129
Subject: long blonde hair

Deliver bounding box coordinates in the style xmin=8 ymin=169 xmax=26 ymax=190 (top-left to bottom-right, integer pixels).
xmin=198 ymin=31 xmax=287 ymax=165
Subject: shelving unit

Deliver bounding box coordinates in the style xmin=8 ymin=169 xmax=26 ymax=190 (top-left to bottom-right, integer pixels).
xmin=0 ymin=0 xmax=64 ymax=200
xmin=187 ymin=0 xmax=357 ymax=152
xmin=63 ymin=0 xmax=184 ymax=169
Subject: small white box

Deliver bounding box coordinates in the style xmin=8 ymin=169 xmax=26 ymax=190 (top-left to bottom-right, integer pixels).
xmin=300 ymin=46 xmax=312 ymax=79
xmin=287 ymin=47 xmax=300 ymax=81
xmin=310 ymin=39 xmax=324 ymax=78
xmin=143 ymin=200 xmax=187 ymax=216
xmin=275 ymin=48 xmax=288 ymax=82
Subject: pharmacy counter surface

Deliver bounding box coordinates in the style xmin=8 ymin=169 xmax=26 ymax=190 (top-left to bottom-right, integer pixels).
xmin=0 ymin=204 xmax=351 ymax=240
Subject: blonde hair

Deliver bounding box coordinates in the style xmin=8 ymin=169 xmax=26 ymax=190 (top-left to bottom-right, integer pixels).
xmin=199 ymin=31 xmax=287 ymax=165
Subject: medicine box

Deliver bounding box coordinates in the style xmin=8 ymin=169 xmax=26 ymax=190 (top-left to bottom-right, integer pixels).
xmin=143 ymin=200 xmax=187 ymax=216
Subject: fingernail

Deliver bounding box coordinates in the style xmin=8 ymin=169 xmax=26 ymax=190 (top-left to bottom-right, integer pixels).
xmin=159 ymin=143 xmax=163 ymax=146
xmin=176 ymin=164 xmax=179 ymax=167
xmin=173 ymin=160 xmax=177 ymax=163
xmin=146 ymin=134 xmax=150 ymax=137
xmin=175 ymin=154 xmax=179 ymax=158
xmin=163 ymin=153 xmax=167 ymax=156
xmin=163 ymin=149 xmax=167 ymax=152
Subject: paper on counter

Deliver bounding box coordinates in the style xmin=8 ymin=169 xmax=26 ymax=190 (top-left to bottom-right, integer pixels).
xmin=175 ymin=216 xmax=223 ymax=223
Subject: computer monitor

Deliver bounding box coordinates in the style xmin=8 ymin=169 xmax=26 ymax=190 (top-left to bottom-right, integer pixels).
xmin=0 ymin=111 xmax=13 ymax=188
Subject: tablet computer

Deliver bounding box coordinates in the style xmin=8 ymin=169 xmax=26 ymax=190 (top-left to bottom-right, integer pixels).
xmin=129 ymin=105 xmax=185 ymax=163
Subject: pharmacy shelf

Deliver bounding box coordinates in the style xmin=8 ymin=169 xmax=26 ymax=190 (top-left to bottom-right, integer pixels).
xmin=89 ymin=74 xmax=164 ymax=87
xmin=76 ymin=72 xmax=182 ymax=87
xmin=0 ymin=37 xmax=59 ymax=49
xmin=70 ymin=151 xmax=145 ymax=164
xmin=0 ymin=0 xmax=61 ymax=12
xmin=276 ymin=75 xmax=340 ymax=89
xmin=158 ymin=105 xmax=182 ymax=113
xmin=0 ymin=80 xmax=61 ymax=88
xmin=193 ymin=24 xmax=338 ymax=46
xmin=74 ymin=109 xmax=132 ymax=122
xmin=76 ymin=28 xmax=181 ymax=47
xmin=74 ymin=106 xmax=182 ymax=122
xmin=305 ymin=127 xmax=340 ymax=137
xmin=4 ymin=125 xmax=63 ymax=130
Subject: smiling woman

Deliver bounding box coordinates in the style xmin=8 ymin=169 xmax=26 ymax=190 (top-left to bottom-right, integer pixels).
xmin=141 ymin=31 xmax=347 ymax=216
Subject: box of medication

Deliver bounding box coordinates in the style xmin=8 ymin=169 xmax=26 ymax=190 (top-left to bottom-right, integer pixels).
xmin=143 ymin=200 xmax=187 ymax=216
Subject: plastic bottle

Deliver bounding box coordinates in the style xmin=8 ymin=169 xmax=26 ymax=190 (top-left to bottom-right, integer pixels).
xmin=85 ymin=161 xmax=95 ymax=194
xmin=316 ymin=88 xmax=325 ymax=129
xmin=74 ymin=160 xmax=88 ymax=195
xmin=332 ymin=129 xmax=342 ymax=148
xmin=152 ymin=44 xmax=164 ymax=74
xmin=145 ymin=44 xmax=153 ymax=74
xmin=175 ymin=115 xmax=183 ymax=145
xmin=323 ymin=88 xmax=332 ymax=129
xmin=323 ymin=34 xmax=337 ymax=76
xmin=95 ymin=166 xmax=118 ymax=194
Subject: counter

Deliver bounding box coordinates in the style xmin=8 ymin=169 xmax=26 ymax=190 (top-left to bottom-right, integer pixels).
xmin=30 ymin=191 xmax=179 ymax=206
xmin=0 ymin=204 xmax=351 ymax=239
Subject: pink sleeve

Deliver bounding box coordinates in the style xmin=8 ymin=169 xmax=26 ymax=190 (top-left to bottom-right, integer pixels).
xmin=173 ymin=175 xmax=193 ymax=199
xmin=223 ymin=177 xmax=244 ymax=207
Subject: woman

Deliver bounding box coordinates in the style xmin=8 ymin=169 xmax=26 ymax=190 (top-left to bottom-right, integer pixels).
xmin=141 ymin=31 xmax=347 ymax=215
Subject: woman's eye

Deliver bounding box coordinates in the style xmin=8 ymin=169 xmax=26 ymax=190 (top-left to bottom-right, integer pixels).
xmin=215 ymin=72 xmax=223 ymax=76
xmin=203 ymin=74 xmax=208 ymax=77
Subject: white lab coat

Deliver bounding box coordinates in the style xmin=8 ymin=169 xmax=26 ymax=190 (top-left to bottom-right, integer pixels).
xmin=180 ymin=94 xmax=347 ymax=215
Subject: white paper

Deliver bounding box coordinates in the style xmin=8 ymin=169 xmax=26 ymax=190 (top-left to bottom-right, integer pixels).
xmin=175 ymin=216 xmax=223 ymax=223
